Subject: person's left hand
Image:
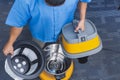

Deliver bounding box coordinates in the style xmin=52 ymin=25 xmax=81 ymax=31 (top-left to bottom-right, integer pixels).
xmin=74 ymin=20 xmax=85 ymax=32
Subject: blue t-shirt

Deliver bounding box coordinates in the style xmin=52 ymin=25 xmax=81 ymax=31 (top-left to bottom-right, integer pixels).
xmin=6 ymin=0 xmax=91 ymax=42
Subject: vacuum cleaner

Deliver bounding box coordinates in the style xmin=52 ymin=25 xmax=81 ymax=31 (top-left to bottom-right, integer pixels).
xmin=5 ymin=41 xmax=74 ymax=80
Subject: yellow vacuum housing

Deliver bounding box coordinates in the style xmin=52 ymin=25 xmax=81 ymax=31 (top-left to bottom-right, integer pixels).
xmin=39 ymin=61 xmax=74 ymax=80
xmin=62 ymin=19 xmax=102 ymax=58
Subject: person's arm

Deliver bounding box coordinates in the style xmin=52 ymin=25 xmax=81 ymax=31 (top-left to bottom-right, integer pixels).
xmin=3 ymin=27 xmax=23 ymax=55
xmin=3 ymin=0 xmax=31 ymax=55
xmin=75 ymin=2 xmax=87 ymax=32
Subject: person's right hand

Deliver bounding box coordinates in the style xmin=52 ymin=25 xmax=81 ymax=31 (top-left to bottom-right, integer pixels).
xmin=3 ymin=41 xmax=14 ymax=56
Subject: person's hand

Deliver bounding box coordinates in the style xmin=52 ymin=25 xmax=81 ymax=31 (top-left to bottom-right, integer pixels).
xmin=74 ymin=20 xmax=85 ymax=32
xmin=3 ymin=41 xmax=14 ymax=56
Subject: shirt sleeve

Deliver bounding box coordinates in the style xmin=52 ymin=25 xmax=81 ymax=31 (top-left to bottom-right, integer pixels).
xmin=80 ymin=0 xmax=91 ymax=3
xmin=6 ymin=0 xmax=31 ymax=28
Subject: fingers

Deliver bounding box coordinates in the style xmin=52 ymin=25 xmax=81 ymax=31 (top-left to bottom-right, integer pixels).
xmin=74 ymin=26 xmax=84 ymax=32
xmin=3 ymin=49 xmax=14 ymax=56
xmin=74 ymin=26 xmax=79 ymax=32
xmin=74 ymin=20 xmax=85 ymax=32
xmin=3 ymin=43 xmax=14 ymax=56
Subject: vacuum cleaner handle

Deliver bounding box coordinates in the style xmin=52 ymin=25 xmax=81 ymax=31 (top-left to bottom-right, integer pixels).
xmin=72 ymin=19 xmax=87 ymax=42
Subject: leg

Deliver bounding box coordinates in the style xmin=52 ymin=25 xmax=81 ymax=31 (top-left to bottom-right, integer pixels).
xmin=32 ymin=38 xmax=46 ymax=48
xmin=78 ymin=56 xmax=89 ymax=64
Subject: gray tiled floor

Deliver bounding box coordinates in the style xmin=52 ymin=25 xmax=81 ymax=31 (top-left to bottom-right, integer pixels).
xmin=0 ymin=0 xmax=120 ymax=80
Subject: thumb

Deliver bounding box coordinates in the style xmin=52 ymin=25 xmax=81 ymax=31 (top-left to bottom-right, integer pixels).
xmin=74 ymin=26 xmax=80 ymax=32
xmin=9 ymin=49 xmax=14 ymax=55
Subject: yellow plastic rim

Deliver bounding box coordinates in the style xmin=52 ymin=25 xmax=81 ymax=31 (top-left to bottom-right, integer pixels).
xmin=62 ymin=35 xmax=100 ymax=54
xmin=39 ymin=61 xmax=74 ymax=80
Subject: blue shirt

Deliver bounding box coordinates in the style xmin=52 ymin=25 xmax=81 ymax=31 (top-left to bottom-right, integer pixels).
xmin=6 ymin=0 xmax=91 ymax=42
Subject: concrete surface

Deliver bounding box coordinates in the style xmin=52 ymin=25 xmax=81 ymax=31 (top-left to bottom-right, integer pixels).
xmin=0 ymin=0 xmax=120 ymax=80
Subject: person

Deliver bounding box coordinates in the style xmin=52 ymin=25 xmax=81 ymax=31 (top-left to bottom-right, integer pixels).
xmin=3 ymin=0 xmax=91 ymax=55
